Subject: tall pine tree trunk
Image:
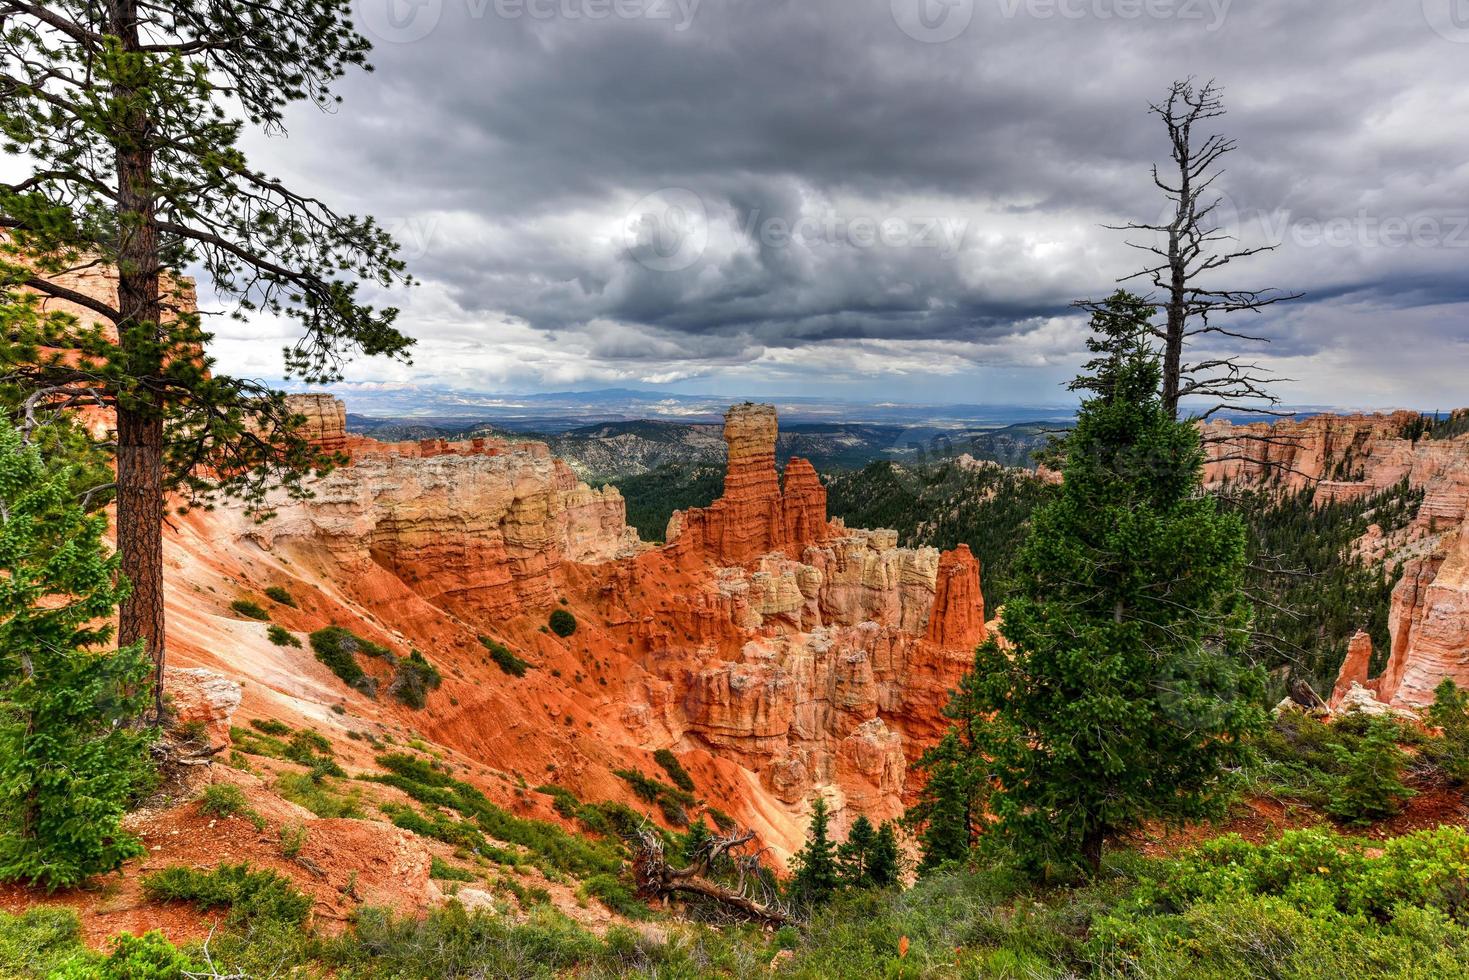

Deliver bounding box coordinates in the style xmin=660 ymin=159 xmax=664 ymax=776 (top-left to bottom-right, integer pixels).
xmin=111 ymin=0 xmax=167 ymax=721
xmin=1081 ymin=823 xmax=1104 ymax=876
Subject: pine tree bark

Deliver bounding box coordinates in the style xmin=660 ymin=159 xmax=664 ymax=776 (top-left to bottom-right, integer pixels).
xmin=111 ymin=0 xmax=167 ymax=720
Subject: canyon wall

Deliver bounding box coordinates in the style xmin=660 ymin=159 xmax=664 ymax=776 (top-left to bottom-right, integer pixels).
xmin=178 ymin=396 xmax=984 ymax=853
xmin=1204 ymin=413 xmax=1469 ymax=708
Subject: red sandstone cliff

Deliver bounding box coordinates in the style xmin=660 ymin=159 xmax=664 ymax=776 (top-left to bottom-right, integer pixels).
xmin=1204 ymin=413 xmax=1469 ymax=708
xmin=161 ymin=398 xmax=985 ymax=857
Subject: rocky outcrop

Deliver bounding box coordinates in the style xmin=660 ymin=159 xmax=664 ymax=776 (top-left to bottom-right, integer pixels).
xmin=666 ymin=404 xmax=833 ymax=564
xmin=286 ymin=393 xmax=350 ymax=458
xmin=1373 ymin=517 xmax=1469 ymax=707
xmin=242 ymin=415 xmax=640 ymax=620
xmin=1211 ymin=412 xmax=1469 ymax=711
xmin=1202 ymin=413 xmax=1469 ymax=537
xmin=163 ymin=666 xmax=242 ymax=745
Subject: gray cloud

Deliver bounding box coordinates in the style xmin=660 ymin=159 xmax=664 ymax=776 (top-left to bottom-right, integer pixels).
xmin=216 ymin=0 xmax=1469 ymax=408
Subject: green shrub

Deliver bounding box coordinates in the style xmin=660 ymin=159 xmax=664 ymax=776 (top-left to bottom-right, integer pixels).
xmin=143 ymin=863 xmax=311 ymax=928
xmin=579 ymin=873 xmax=649 ymax=919
xmin=267 ymin=624 xmax=302 ymax=648
xmin=264 ymin=585 xmax=297 ymax=607
xmin=653 ymin=748 xmax=695 ymax=792
xmin=536 ymin=784 xmax=581 ymax=820
xmin=310 ymin=626 xmax=390 ymax=696
xmin=430 ymin=857 xmax=478 ymax=882
xmin=230 ymin=598 xmax=271 ymax=621
xmin=0 ymin=907 xmax=96 ymax=978
xmin=479 ymin=636 xmax=531 ymax=677
xmin=280 ymin=824 xmax=308 ymax=859
xmin=1326 ymin=718 xmax=1415 ymax=826
xmin=389 ymin=650 xmax=442 ymax=709
xmin=548 ymin=609 xmax=577 ymax=638
xmin=198 ymin=784 xmax=265 ymax=829
xmin=1427 ymin=678 xmax=1469 ymax=784
xmin=52 ymin=930 xmax=203 ymax=979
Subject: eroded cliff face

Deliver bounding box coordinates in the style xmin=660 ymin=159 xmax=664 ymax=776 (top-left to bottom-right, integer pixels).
xmin=1204 ymin=413 xmax=1469 ymax=708
xmin=165 ymin=397 xmax=983 ymax=856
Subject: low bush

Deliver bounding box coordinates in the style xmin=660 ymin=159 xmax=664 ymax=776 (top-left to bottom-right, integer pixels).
xmin=267 ymin=624 xmax=302 ymax=648
xmin=548 ymin=609 xmax=577 ymax=638
xmin=142 ymin=863 xmax=312 ymax=929
xmin=389 ymin=650 xmax=442 ymax=709
xmin=479 ymin=636 xmax=530 ymax=677
xmin=536 ymin=784 xmax=582 ymax=820
xmin=310 ymin=626 xmax=391 ymax=696
xmin=653 ymin=748 xmax=695 ymax=793
xmin=264 ymin=585 xmax=297 ymax=607
xmin=230 ymin=598 xmax=271 ymax=621
xmin=369 ymin=754 xmax=623 ymax=877
xmin=250 ymin=718 xmax=291 ymax=737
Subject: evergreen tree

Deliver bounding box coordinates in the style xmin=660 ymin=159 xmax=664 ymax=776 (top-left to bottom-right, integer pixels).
xmin=1428 ymin=679 xmax=1469 ymax=784
xmin=837 ymin=815 xmax=878 ymax=888
xmin=790 ymin=796 xmax=839 ymax=906
xmin=0 ymin=424 xmax=152 ymax=890
xmin=968 ymin=291 xmax=1265 ymax=878
xmin=1327 ymin=719 xmax=1415 ymax=826
xmin=0 ymin=0 xmax=414 ymax=717
xmin=683 ymin=817 xmax=712 ymax=864
xmin=868 ymin=822 xmax=901 ymax=888
xmin=908 ymin=665 xmax=991 ymax=873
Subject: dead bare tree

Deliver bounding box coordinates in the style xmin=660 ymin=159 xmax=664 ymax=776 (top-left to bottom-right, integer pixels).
xmin=631 ymin=826 xmax=794 ymax=927
xmin=1089 ymin=78 xmax=1302 ymax=421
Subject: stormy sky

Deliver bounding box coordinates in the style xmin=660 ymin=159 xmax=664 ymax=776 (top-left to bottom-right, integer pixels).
xmin=219 ymin=0 xmax=1469 ymax=410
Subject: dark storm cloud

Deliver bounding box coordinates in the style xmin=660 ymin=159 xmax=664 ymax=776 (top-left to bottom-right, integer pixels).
xmin=227 ymin=0 xmax=1469 ymax=404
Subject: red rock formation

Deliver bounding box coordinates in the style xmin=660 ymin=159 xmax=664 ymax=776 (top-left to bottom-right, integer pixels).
xmin=1330 ymin=630 xmax=1375 ymax=707
xmin=1212 ymin=412 xmax=1469 ymax=709
xmin=159 ymin=397 xmax=984 ymax=857
xmin=286 ymin=393 xmax=350 ymax=458
xmin=926 ymin=544 xmax=986 ymax=648
xmin=667 ymin=404 xmax=833 ymax=564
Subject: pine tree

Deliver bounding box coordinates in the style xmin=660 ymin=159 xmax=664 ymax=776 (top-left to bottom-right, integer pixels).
xmin=0 ymin=0 xmax=414 ymax=718
xmin=969 ymin=291 xmax=1265 ymax=878
xmin=790 ymin=796 xmax=839 ymax=906
xmin=683 ymin=817 xmax=712 ymax=864
xmin=908 ymin=665 xmax=990 ymax=873
xmin=0 ymin=424 xmax=153 ymax=890
xmin=1327 ymin=719 xmax=1415 ymax=826
xmin=868 ymin=822 xmax=901 ymax=888
xmin=837 ymin=815 xmax=878 ymax=888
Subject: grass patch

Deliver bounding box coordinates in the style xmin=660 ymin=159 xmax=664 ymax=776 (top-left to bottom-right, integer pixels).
xmin=276 ymin=771 xmax=365 ymax=819
xmin=264 ymin=585 xmax=297 ymax=607
xmin=430 ymin=857 xmax=479 ymax=883
xmin=197 ymin=784 xmax=264 ymax=830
